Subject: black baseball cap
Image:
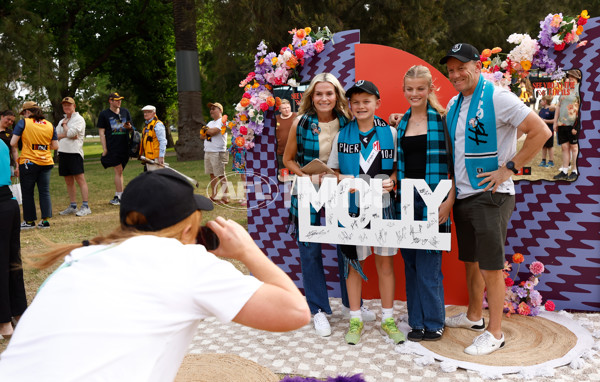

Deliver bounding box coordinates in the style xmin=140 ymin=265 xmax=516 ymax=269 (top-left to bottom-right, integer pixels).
xmin=120 ymin=169 xmax=213 ymax=231
xmin=439 ymin=43 xmax=480 ymax=65
xmin=346 ymin=80 xmax=380 ymax=99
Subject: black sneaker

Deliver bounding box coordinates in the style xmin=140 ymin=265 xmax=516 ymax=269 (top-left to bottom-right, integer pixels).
xmin=20 ymin=221 xmax=36 ymax=230
xmin=423 ymin=328 xmax=444 ymax=341
xmin=407 ymin=329 xmax=425 ymax=342
xmin=37 ymin=220 xmax=50 ymax=229
xmin=553 ymin=171 xmax=568 ymax=180
xmin=567 ymin=172 xmax=578 ymax=181
xmin=109 ymin=196 xmax=120 ymax=206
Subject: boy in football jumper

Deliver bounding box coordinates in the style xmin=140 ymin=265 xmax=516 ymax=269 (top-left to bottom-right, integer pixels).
xmin=327 ymin=80 xmax=403 ymax=345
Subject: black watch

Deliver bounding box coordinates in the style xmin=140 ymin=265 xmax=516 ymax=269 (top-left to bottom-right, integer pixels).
xmin=506 ymin=161 xmax=519 ymax=174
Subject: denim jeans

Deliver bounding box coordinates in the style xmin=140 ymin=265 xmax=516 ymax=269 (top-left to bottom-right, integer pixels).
xmin=401 ymin=192 xmax=445 ymax=331
xmin=19 ymin=162 xmax=53 ymax=222
xmin=298 ymin=241 xmax=350 ymax=314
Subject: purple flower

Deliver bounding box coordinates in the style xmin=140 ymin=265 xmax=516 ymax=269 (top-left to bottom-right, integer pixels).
xmin=516 ymin=287 xmax=528 ymax=299
xmin=530 ymin=306 xmax=540 ymax=316
xmin=530 ymin=290 xmax=542 ymax=306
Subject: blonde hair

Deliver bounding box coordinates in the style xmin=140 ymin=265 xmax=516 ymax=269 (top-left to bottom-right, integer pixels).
xmin=403 ymin=65 xmax=446 ymax=115
xmin=27 ymin=211 xmax=202 ymax=270
xmin=280 ymin=99 xmax=291 ymax=105
xmin=298 ymin=72 xmax=351 ymax=120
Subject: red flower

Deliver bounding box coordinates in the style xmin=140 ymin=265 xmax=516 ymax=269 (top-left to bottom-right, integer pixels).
xmin=517 ymin=302 xmax=531 ymax=316
xmin=554 ymin=42 xmax=566 ymax=51
xmin=505 ymin=277 xmax=514 ymax=287
xmin=512 ymin=253 xmax=524 ymax=264
xmin=545 ymin=300 xmax=555 ymax=311
xmin=260 ymin=103 xmax=269 ymax=112
xmin=295 ymin=49 xmax=305 ymax=59
xmin=239 ymin=126 xmax=248 ymax=135
xmin=578 ymin=17 xmax=587 ymax=26
xmin=243 ymin=92 xmax=252 ymax=99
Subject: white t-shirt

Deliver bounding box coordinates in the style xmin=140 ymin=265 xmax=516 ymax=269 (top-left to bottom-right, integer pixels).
xmin=204 ymin=119 xmax=227 ymax=152
xmin=0 ymin=236 xmax=262 ymax=382
xmin=57 ymin=112 xmax=86 ymax=158
xmin=447 ymin=86 xmax=531 ymax=199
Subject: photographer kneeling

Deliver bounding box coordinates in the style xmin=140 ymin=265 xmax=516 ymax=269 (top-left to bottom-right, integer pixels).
xmin=0 ymin=169 xmax=310 ymax=381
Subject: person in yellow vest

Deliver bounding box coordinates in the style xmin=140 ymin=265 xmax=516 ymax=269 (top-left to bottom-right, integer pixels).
xmin=10 ymin=101 xmax=58 ymax=229
xmin=140 ymin=105 xmax=167 ymax=170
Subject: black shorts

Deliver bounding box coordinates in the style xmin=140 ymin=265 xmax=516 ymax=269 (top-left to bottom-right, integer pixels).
xmin=58 ymin=152 xmax=84 ymax=176
xmin=100 ymin=152 xmax=129 ymax=170
xmin=543 ymin=125 xmax=554 ymax=148
xmin=557 ymin=125 xmax=578 ymax=145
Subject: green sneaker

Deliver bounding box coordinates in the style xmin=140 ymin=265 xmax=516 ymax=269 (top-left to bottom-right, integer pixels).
xmin=380 ymin=318 xmax=405 ymax=344
xmin=345 ymin=318 xmax=364 ymax=345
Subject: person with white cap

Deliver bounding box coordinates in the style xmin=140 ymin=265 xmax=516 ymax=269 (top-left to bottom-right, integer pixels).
xmin=140 ymin=105 xmax=167 ymax=167
xmin=56 ymin=97 xmax=91 ymax=217
xmin=0 ymin=169 xmax=310 ymax=381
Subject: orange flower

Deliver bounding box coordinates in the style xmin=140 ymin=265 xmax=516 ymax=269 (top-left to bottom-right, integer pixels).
xmin=221 ymin=115 xmax=228 ymax=123
xmin=275 ymin=97 xmax=282 ymax=107
xmin=482 ymin=60 xmax=491 ymax=68
xmin=287 ymin=55 xmax=298 ymax=69
xmin=481 ymin=49 xmax=492 ymax=58
xmin=239 ymin=114 xmax=248 ymax=121
xmin=265 ymin=84 xmax=272 ymax=90
xmin=252 ymin=81 xmax=259 ymax=88
xmin=296 ymin=29 xmax=306 ymax=39
xmin=259 ymin=58 xmax=264 ymax=65
xmin=240 ymin=98 xmax=250 ymax=107
xmin=576 ymin=25 xmax=583 ymax=35
xmin=272 ymin=57 xmax=278 ymax=65
xmin=228 ymin=121 xmax=236 ymax=128
xmin=235 ymin=136 xmax=245 ymax=147
xmin=520 ymin=60 xmax=532 ymax=71
xmin=288 ymin=44 xmax=293 ymax=50
xmin=512 ymin=253 xmax=524 ymax=264
xmin=304 ymin=27 xmax=312 ymax=34
xmin=267 ymin=96 xmax=276 ymax=107
xmin=491 ymin=47 xmax=502 ymax=54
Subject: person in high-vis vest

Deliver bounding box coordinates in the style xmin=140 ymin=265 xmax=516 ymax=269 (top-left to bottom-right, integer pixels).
xmin=140 ymin=105 xmax=167 ymax=170
xmin=10 ymin=101 xmax=58 ymax=229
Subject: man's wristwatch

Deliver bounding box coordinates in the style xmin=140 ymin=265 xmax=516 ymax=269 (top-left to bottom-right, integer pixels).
xmin=506 ymin=161 xmax=519 ymax=174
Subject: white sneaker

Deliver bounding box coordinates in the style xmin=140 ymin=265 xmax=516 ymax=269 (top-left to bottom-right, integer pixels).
xmin=59 ymin=206 xmax=78 ymax=215
xmin=464 ymin=330 xmax=505 ymax=355
xmin=445 ymin=312 xmax=485 ymax=331
xmin=341 ymin=305 xmax=376 ymax=322
xmin=75 ymin=206 xmax=92 ymax=217
xmin=313 ymin=310 xmax=331 ymax=337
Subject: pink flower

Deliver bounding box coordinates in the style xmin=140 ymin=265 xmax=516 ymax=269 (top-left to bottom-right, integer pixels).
xmin=518 ymin=302 xmax=531 ymax=316
xmin=260 ymin=103 xmax=269 ymax=112
xmin=550 ymin=14 xmax=562 ymax=28
xmin=243 ymin=92 xmax=252 ymax=99
xmin=314 ymin=39 xmax=325 ymax=53
xmin=545 ymin=300 xmax=555 ymax=311
xmin=577 ymin=40 xmax=588 ymax=47
xmin=529 ymin=261 xmax=544 ymax=275
xmin=295 ymin=49 xmax=305 ymax=59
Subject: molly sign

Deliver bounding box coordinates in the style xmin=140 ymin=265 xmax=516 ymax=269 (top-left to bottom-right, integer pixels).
xmin=297 ymin=177 xmax=452 ymax=251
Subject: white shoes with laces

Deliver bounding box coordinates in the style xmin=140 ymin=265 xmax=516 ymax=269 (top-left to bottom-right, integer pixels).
xmin=313 ymin=310 xmax=331 ymax=337
xmin=464 ymin=330 xmax=505 ymax=355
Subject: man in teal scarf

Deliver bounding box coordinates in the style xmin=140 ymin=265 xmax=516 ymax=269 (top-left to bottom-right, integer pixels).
xmin=441 ymin=43 xmax=550 ymax=355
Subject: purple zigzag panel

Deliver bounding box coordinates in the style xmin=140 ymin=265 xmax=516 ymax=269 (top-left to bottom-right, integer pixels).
xmin=506 ymin=17 xmax=600 ymax=311
xmin=247 ymin=30 xmax=360 ymax=296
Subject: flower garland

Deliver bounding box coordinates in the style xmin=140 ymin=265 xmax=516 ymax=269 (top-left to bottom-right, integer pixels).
xmin=483 ymin=253 xmax=555 ymax=317
xmin=231 ymin=27 xmax=333 ymax=150
xmin=481 ymin=10 xmax=589 ymax=87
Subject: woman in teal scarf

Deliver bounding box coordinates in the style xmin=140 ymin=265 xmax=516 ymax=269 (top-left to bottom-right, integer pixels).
xmin=396 ymin=65 xmax=455 ymax=342
xmin=283 ymin=73 xmax=368 ymax=337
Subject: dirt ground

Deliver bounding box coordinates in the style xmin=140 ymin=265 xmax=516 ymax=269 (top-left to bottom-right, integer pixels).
xmin=513 ymin=134 xmax=579 ymax=182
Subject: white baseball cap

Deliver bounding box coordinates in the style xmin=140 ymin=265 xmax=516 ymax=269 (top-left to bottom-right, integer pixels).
xmin=141 ymin=105 xmax=156 ymax=112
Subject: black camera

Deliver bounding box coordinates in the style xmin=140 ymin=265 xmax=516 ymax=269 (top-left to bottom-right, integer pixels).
xmin=196 ymin=225 xmax=220 ymax=251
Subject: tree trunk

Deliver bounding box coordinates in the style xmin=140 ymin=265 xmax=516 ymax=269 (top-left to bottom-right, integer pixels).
xmin=173 ymin=0 xmax=205 ymax=161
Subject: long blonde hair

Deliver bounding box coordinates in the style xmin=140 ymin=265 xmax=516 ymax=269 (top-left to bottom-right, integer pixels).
xmin=403 ymin=65 xmax=446 ymax=115
xmin=298 ymin=72 xmax=351 ymax=120
xmin=27 ymin=211 xmax=202 ymax=270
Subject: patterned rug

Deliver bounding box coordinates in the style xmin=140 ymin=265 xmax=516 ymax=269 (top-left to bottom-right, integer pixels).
xmin=187 ymin=299 xmax=600 ymax=381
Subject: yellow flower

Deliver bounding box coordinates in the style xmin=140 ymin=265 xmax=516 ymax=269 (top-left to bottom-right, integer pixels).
xmin=520 ymin=60 xmax=532 ymax=71
xmin=491 ymin=47 xmax=502 ymax=54
xmin=301 ymin=39 xmax=307 ymax=46
xmin=304 ymin=27 xmax=312 ymax=34
xmin=581 ymin=10 xmax=589 ymax=19
xmin=272 ymin=57 xmax=278 ymax=65
xmin=483 ymin=60 xmax=491 ymax=68
xmin=244 ymin=84 xmax=251 ymax=91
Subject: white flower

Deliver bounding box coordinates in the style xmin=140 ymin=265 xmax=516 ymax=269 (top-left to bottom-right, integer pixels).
xmin=248 ymin=109 xmax=255 ymax=118
xmin=552 ymin=34 xmax=563 ymax=45
xmin=235 ymin=103 xmax=245 ymax=112
xmin=507 ymin=33 xmax=525 ymax=44
xmin=287 ymin=78 xmax=299 ymax=87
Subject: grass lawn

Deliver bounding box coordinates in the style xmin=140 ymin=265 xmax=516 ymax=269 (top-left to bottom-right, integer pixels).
xmin=1 ymin=137 xmax=249 ymax=352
